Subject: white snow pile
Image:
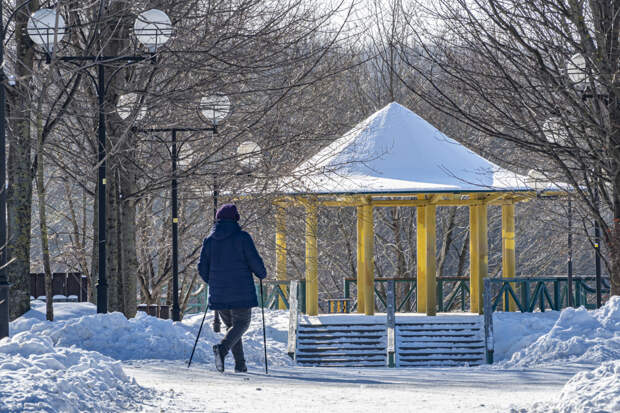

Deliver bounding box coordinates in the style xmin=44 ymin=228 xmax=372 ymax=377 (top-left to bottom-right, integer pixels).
xmin=492 ymin=310 xmax=560 ymax=361
xmin=528 ymin=360 xmax=620 ymax=413
xmin=502 ymin=296 xmax=620 ymax=368
xmin=553 ymin=360 xmax=620 ymax=412
xmin=0 ymin=333 xmax=154 ymax=412
xmin=10 ymin=301 xmax=293 ymax=369
xmin=2 ymin=301 xmax=293 ymax=411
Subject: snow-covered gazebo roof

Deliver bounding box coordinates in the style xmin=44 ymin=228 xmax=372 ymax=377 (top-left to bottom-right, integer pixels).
xmin=282 ymin=102 xmax=529 ymax=195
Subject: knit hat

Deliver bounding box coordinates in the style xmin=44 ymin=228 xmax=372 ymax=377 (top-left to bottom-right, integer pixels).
xmin=215 ymin=204 xmax=240 ymax=221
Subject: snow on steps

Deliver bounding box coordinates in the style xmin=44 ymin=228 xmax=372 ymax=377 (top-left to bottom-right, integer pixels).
xmin=397 ymin=317 xmax=485 ymax=367
xmin=295 ymin=323 xmax=386 ymax=367
xmin=294 ymin=315 xmax=485 ymax=367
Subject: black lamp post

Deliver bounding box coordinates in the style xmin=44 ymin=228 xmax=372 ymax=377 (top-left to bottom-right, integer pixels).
xmin=567 ymin=198 xmax=574 ymax=307
xmin=128 ymin=94 xmax=230 ymax=321
xmin=594 ymin=186 xmax=602 ymax=307
xmin=27 ymin=8 xmax=173 ymax=314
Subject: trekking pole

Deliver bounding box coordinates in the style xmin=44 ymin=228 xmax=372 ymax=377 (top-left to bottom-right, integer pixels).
xmin=188 ymin=303 xmax=209 ymax=368
xmin=260 ymin=278 xmax=268 ymax=374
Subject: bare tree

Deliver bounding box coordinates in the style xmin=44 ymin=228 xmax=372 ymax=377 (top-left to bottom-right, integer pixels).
xmin=393 ymin=0 xmax=619 ymax=295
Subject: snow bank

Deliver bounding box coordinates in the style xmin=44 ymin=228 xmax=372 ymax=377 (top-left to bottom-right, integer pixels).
xmin=492 ymin=310 xmax=560 ymax=361
xmin=10 ymin=301 xmax=293 ymax=370
xmin=503 ymin=296 xmax=620 ymax=367
xmin=529 ymin=361 xmax=620 ymax=413
xmin=554 ymin=361 xmax=620 ymax=412
xmin=0 ymin=333 xmax=154 ymax=412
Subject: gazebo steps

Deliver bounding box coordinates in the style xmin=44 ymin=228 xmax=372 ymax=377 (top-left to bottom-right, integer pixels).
xmin=295 ymin=322 xmax=386 ymax=367
xmin=396 ymin=318 xmax=486 ymax=367
xmin=293 ymin=314 xmax=486 ymax=367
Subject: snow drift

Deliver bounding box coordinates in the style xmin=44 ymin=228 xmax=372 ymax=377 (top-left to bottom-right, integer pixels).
xmin=3 ymin=302 xmax=292 ymax=411
xmin=529 ymin=360 xmax=620 ymax=413
xmin=502 ymin=296 xmax=620 ymax=367
xmin=0 ymin=333 xmax=154 ymax=412
xmin=492 ymin=310 xmax=560 ymax=361
xmin=10 ymin=301 xmax=293 ymax=369
xmin=553 ymin=360 xmax=620 ymax=412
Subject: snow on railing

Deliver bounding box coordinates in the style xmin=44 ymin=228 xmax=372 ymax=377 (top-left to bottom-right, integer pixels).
xmin=287 ymin=280 xmax=299 ymax=359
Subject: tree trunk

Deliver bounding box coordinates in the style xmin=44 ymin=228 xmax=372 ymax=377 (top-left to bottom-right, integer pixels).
xmin=120 ymin=164 xmax=138 ymax=318
xmin=610 ymin=225 xmax=620 ymax=296
xmin=64 ymin=180 xmax=91 ymax=302
xmin=106 ymin=165 xmax=121 ymax=312
xmin=6 ymin=5 xmax=37 ymax=320
xmin=35 ymin=119 xmax=53 ymax=321
xmin=437 ymin=207 xmax=457 ymax=276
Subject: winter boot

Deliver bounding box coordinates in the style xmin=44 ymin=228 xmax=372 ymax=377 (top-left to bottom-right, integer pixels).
xmin=234 ymin=360 xmax=247 ymax=373
xmin=213 ymin=344 xmax=225 ymax=373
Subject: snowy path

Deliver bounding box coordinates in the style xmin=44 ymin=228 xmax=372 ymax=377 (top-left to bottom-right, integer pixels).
xmin=125 ymin=360 xmax=590 ymax=412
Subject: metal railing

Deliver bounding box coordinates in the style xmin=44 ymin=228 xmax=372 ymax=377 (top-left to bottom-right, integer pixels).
xmin=344 ymin=277 xmax=470 ymax=312
xmin=183 ymin=275 xmax=609 ymax=315
xmin=256 ymin=280 xmax=306 ymax=313
xmin=184 ymin=287 xmax=208 ymax=315
xmin=486 ymin=276 xmax=610 ymax=312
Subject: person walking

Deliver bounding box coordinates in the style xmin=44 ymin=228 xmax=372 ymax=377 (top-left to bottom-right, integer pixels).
xmin=197 ymin=204 xmax=267 ymax=373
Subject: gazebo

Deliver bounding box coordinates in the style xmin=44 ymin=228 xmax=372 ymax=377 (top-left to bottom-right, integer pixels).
xmin=274 ymin=102 xmax=539 ymax=316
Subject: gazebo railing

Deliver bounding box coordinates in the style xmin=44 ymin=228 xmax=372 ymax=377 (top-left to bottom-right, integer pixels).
xmin=344 ymin=277 xmax=469 ymax=312
xmin=486 ymin=276 xmax=610 ymax=312
xmin=184 ymin=280 xmax=307 ymax=315
xmin=184 ymin=287 xmax=208 ymax=314
xmin=344 ymin=276 xmax=607 ymax=313
xmin=256 ymin=280 xmax=306 ymax=312
xmin=185 ymin=276 xmax=608 ymax=315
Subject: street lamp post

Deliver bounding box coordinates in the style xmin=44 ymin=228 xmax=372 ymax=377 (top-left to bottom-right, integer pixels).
xmin=567 ymin=198 xmax=574 ymax=307
xmin=594 ymin=188 xmax=602 ymax=307
xmin=127 ymin=94 xmax=230 ymax=321
xmin=27 ymin=8 xmax=172 ymax=314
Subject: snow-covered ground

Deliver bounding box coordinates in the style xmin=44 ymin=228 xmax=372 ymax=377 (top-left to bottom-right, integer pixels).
xmin=2 ymin=298 xmax=619 ymax=412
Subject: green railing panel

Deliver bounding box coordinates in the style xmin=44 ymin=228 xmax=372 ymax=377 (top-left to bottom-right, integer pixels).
xmin=397 ymin=284 xmax=416 ymax=312
xmin=487 ymin=276 xmax=609 ymax=313
xmin=344 ymin=277 xmax=467 ymax=313
xmin=442 ymin=280 xmax=469 ymax=312
xmin=255 ymin=280 xmax=306 ymax=311
xmin=186 ymin=276 xmax=608 ymax=315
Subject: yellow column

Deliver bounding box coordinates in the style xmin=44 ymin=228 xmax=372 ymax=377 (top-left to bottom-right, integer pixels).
xmin=470 ymin=202 xmax=488 ymax=314
xmin=356 ymin=206 xmax=366 ymax=313
xmin=502 ymin=203 xmax=517 ymax=311
xmin=275 ymin=205 xmax=287 ymax=310
xmin=417 ymin=205 xmax=437 ymax=315
xmin=416 ymin=205 xmax=427 ymax=314
xmin=362 ymin=198 xmax=375 ymax=315
xmin=305 ymin=202 xmax=319 ymax=316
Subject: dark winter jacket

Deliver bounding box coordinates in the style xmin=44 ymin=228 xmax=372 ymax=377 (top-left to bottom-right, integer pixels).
xmin=197 ymin=219 xmax=267 ymax=309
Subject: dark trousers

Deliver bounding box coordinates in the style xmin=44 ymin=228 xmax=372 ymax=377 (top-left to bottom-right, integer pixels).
xmin=217 ymin=308 xmax=252 ymax=365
